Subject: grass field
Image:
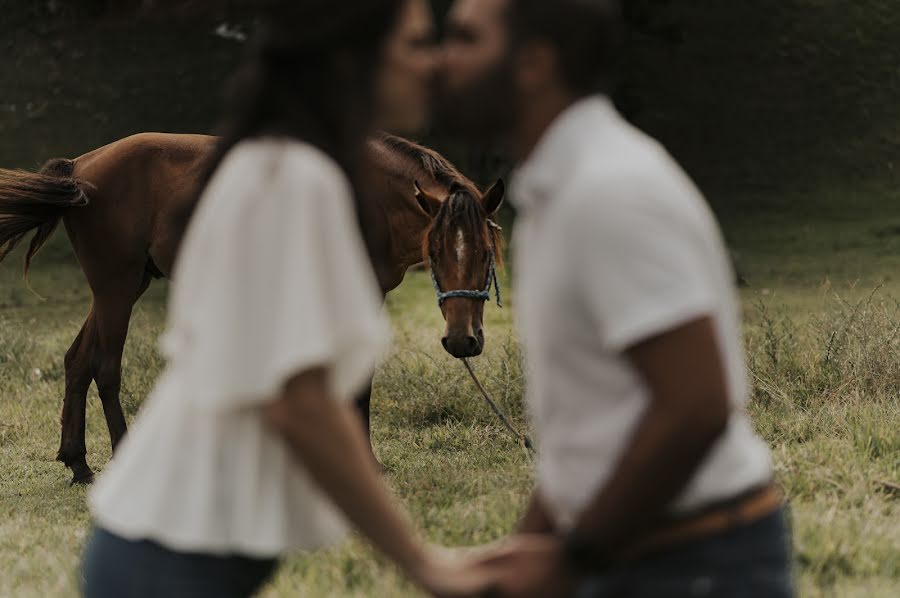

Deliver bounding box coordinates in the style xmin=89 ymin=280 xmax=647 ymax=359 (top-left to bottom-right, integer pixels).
xmin=1 ymin=192 xmax=899 ymax=597
xmin=2 ymin=1 xmax=898 ymax=595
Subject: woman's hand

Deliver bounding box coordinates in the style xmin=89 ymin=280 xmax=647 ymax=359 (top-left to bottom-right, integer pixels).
xmin=410 ymin=546 xmax=499 ymax=598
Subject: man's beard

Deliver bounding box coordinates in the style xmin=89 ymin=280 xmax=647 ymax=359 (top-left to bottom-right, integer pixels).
xmin=433 ymin=59 xmax=519 ymax=145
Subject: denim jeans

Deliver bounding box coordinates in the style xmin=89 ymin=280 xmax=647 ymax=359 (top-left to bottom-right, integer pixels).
xmin=576 ymin=509 xmax=794 ymax=598
xmin=82 ymin=527 xmax=278 ymax=598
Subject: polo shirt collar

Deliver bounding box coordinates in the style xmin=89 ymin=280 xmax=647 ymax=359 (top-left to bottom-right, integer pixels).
xmin=511 ymin=95 xmax=616 ymax=212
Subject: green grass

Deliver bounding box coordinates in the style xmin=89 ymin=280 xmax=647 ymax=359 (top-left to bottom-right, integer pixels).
xmin=2 ymin=198 xmax=900 ymax=598
xmin=2 ymin=1 xmax=899 ymax=595
xmin=0 ymin=234 xmax=533 ymax=598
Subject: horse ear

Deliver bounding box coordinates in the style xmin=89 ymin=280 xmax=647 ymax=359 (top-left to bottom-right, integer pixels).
xmin=414 ymin=181 xmax=441 ymax=218
xmin=482 ymin=179 xmax=505 ymax=215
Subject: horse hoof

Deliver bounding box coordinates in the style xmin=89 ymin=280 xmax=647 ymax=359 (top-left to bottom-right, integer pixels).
xmin=70 ymin=471 xmax=95 ymax=486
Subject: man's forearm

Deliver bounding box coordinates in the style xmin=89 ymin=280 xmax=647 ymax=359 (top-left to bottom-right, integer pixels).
xmin=517 ymin=490 xmax=555 ymax=534
xmin=567 ymin=401 xmax=726 ymax=557
xmin=564 ymin=318 xmax=731 ymax=561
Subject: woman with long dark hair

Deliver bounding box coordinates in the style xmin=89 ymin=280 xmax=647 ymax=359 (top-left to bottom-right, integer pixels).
xmin=80 ymin=2 xmax=491 ymax=596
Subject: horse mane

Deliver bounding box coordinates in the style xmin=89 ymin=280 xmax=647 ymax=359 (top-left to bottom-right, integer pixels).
xmin=376 ymin=133 xmax=480 ymax=195
xmin=374 ymin=133 xmax=504 ymax=269
xmin=422 ymin=187 xmax=504 ymax=269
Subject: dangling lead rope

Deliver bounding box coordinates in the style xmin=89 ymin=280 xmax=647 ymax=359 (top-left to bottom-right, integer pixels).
xmin=462 ymin=357 xmax=534 ymax=455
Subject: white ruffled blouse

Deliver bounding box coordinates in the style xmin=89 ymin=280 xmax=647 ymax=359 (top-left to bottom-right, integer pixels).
xmin=90 ymin=138 xmax=390 ymax=557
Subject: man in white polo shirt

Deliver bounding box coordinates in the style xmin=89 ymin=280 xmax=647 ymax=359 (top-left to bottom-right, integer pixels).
xmin=438 ymin=1 xmax=794 ymax=596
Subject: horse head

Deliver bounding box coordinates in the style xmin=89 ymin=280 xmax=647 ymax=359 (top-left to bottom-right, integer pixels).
xmin=415 ymin=178 xmax=505 ymax=359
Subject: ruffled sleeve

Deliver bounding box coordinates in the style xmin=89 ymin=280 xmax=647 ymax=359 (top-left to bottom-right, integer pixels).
xmin=160 ymin=140 xmax=390 ymax=410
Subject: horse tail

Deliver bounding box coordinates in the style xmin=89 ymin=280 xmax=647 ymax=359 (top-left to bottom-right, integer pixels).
xmin=0 ymin=158 xmax=88 ymax=279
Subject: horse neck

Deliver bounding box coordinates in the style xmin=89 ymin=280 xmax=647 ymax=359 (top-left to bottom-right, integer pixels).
xmin=392 ymin=188 xmax=432 ymax=266
xmin=365 ymin=177 xmax=433 ymax=294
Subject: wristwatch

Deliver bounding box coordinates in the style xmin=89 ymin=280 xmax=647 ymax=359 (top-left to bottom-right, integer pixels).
xmin=562 ymin=529 xmax=612 ymax=574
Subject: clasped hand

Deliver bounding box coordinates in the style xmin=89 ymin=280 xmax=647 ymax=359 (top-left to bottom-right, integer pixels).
xmin=417 ymin=534 xmax=574 ymax=598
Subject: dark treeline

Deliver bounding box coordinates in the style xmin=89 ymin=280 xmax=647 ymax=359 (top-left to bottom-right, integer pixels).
xmin=1 ymin=1 xmax=897 ymax=207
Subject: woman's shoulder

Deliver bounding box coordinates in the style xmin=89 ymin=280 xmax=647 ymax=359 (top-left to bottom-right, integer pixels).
xmin=225 ymin=137 xmax=350 ymax=195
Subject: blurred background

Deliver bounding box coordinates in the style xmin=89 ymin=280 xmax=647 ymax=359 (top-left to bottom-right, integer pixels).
xmin=5 ymin=0 xmax=900 ymax=288
xmin=2 ymin=4 xmax=899 ymax=596
xmin=4 ymin=1 xmax=898 ymax=203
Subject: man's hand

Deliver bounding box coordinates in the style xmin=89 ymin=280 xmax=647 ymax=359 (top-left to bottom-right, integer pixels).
xmin=473 ymin=534 xmax=575 ymax=598
xmin=516 ymin=491 xmax=555 ymax=534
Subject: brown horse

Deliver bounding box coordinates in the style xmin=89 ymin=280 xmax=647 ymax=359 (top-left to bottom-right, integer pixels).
xmin=0 ymin=132 xmax=504 ymax=484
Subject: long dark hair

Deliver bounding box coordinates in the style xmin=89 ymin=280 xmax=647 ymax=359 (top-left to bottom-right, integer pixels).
xmin=172 ymin=0 xmax=404 ymax=263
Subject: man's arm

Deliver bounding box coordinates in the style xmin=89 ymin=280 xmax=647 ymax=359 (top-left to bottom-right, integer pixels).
xmin=473 ymin=317 xmax=731 ymax=598
xmin=564 ymin=316 xmax=730 ymax=562
xmin=516 ymin=490 xmax=555 ymax=534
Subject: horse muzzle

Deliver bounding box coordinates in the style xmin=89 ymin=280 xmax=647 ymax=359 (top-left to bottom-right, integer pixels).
xmin=442 ymin=328 xmax=485 ymax=359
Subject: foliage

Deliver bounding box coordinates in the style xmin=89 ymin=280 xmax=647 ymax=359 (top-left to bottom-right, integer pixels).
xmin=2 ymin=1 xmax=898 ymax=201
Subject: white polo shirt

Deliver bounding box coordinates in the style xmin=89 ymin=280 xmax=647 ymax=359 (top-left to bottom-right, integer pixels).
xmin=511 ymin=97 xmax=772 ymax=530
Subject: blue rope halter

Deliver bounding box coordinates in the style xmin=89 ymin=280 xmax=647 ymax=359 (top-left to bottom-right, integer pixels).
xmin=430 ymin=222 xmax=502 ymax=308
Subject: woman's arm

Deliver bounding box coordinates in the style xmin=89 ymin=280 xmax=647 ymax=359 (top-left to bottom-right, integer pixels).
xmin=264 ymin=368 xmax=490 ymax=596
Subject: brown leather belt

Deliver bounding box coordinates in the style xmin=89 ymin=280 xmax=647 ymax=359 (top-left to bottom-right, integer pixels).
xmin=620 ymin=483 xmax=783 ymax=562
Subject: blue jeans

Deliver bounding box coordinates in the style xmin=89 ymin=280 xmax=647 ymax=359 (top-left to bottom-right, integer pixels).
xmin=576 ymin=509 xmax=794 ymax=598
xmin=82 ymin=527 xmax=278 ymax=598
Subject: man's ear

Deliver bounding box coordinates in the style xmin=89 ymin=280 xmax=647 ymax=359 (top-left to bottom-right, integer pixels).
xmin=482 ymin=179 xmax=505 ymax=215
xmin=415 ymin=181 xmax=442 ymax=217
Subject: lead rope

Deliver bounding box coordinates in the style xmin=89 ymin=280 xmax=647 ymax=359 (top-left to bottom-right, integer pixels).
xmin=462 ymin=357 xmax=534 ymax=456
xmin=487 ymin=219 xmax=503 ymax=307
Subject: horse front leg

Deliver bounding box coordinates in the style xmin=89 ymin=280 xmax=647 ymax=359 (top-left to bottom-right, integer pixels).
xmin=57 ymin=313 xmax=97 ymax=485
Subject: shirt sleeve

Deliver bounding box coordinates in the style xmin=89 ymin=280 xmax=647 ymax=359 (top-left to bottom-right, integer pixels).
xmin=570 ymin=174 xmax=717 ymax=352
xmin=163 ymin=142 xmax=391 ymax=410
